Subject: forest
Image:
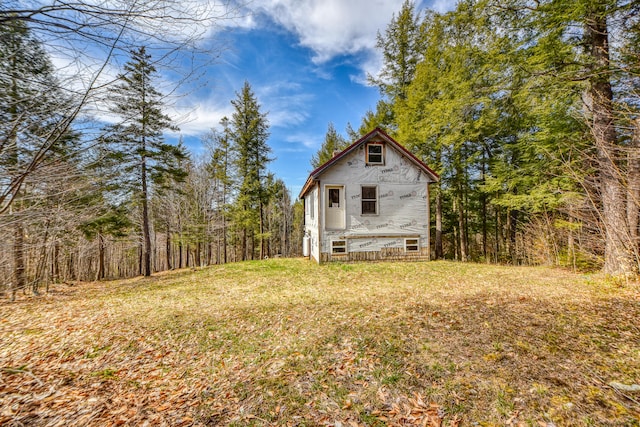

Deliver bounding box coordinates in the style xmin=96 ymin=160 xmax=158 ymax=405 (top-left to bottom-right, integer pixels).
xmin=2 ymin=0 xmax=640 ymax=300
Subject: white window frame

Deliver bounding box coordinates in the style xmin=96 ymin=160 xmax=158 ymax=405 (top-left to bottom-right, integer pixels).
xmin=366 ymin=143 xmax=384 ymax=165
xmin=331 ymin=240 xmax=347 ymax=254
xmin=405 ymin=238 xmax=419 ymax=253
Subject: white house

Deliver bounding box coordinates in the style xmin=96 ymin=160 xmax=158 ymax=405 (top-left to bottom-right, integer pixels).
xmin=299 ymin=128 xmax=439 ymax=263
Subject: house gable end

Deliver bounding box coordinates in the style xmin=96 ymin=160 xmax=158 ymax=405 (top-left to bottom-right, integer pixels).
xmin=298 ymin=128 xmax=438 ymax=199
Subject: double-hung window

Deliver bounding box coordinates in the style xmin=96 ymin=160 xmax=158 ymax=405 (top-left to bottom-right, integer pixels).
xmin=361 ymin=185 xmax=378 ymax=215
xmin=366 ymin=143 xmax=384 ymax=165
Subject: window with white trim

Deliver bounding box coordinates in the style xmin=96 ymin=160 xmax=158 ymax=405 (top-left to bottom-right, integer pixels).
xmin=361 ymin=185 xmax=378 ymax=215
xmin=405 ymin=238 xmax=419 ymax=252
xmin=331 ymin=240 xmax=347 ymax=254
xmin=328 ymin=188 xmax=340 ymax=208
xmin=366 ymin=143 xmax=384 ymax=165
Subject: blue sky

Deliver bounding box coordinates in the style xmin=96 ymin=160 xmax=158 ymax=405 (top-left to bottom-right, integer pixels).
xmin=168 ymin=0 xmax=455 ymax=196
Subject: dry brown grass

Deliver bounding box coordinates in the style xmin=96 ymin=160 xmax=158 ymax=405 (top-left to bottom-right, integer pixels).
xmin=1 ymin=259 xmax=639 ymax=426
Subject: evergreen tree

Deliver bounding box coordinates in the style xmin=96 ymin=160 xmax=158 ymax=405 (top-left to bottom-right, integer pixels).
xmin=356 ymin=101 xmax=396 ymax=136
xmin=397 ymin=0 xmax=498 ymax=261
xmin=365 ymin=1 xmax=426 ymax=135
xmin=204 ymin=117 xmax=235 ymax=264
xmin=264 ymin=175 xmax=293 ymax=257
xmin=0 ymin=20 xmax=77 ymax=299
xmin=80 ymin=205 xmax=132 ymax=280
xmin=0 ymin=20 xmax=75 ymax=213
xmin=504 ymin=0 xmax=639 ymax=273
xmin=369 ymin=0 xmax=426 ymax=104
xmin=345 ymin=123 xmax=360 ymax=141
xmin=229 ymin=81 xmax=272 ymax=260
xmin=103 ymin=46 xmax=186 ymax=277
xmin=310 ymin=122 xmax=349 ymax=168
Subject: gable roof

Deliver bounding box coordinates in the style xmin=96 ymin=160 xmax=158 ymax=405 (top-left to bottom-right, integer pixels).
xmin=298 ymin=128 xmax=439 ymax=199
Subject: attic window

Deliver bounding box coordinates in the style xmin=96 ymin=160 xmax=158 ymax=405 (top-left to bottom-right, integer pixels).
xmin=366 ymin=143 xmax=384 ymax=165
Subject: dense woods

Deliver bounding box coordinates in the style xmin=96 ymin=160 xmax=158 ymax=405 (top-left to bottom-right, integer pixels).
xmin=345 ymin=0 xmax=640 ymax=275
xmin=0 ymin=5 xmax=302 ymax=299
xmin=2 ymin=0 xmax=640 ymax=300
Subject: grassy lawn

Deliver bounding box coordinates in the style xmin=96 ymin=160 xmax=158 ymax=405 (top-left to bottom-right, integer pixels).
xmin=1 ymin=259 xmax=639 ymax=426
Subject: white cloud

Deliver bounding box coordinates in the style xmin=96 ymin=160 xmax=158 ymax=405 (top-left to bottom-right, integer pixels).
xmin=171 ymin=97 xmax=235 ymax=136
xmin=349 ymin=51 xmax=383 ymax=86
xmin=255 ymin=82 xmax=314 ymax=129
xmin=173 ymin=80 xmax=315 ymax=136
xmin=231 ymin=0 xmax=457 ymax=84
xmin=250 ymin=0 xmax=406 ymax=64
xmin=281 ymin=132 xmax=322 ymax=150
xmin=427 ymin=0 xmax=458 ymax=14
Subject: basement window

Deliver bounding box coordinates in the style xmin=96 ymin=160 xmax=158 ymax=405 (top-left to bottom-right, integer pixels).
xmin=405 ymin=238 xmax=419 ymax=253
xmin=366 ymin=143 xmax=384 ymax=165
xmin=331 ymin=240 xmax=347 ymax=254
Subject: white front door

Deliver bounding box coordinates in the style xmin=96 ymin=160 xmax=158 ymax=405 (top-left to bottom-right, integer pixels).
xmin=325 ymin=185 xmax=345 ymax=229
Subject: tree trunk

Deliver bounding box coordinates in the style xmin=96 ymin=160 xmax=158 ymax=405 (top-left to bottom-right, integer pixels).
xmin=495 ymin=205 xmax=500 ymax=263
xmin=507 ymin=208 xmax=518 ymax=264
xmin=435 ymin=185 xmax=443 ymax=259
xmin=166 ymin=228 xmax=172 ymax=270
xmin=141 ymin=157 xmax=152 ymax=277
xmin=97 ymin=233 xmax=105 ymax=280
xmin=626 ymin=119 xmax=640 ymax=267
xmin=52 ymin=242 xmax=60 ymax=284
xmin=242 ymin=228 xmax=247 ymax=261
xmin=223 ymin=215 xmax=227 ymax=264
xmin=138 ymin=243 xmax=143 ymax=276
xmin=453 ymin=198 xmax=459 ymax=261
xmin=586 ymin=13 xmax=634 ymax=275
xmin=481 ymin=153 xmax=488 ymax=262
xmin=260 ymin=201 xmax=265 ymax=259
xmin=68 ymin=251 xmax=76 ymax=281
xmin=568 ymin=215 xmax=577 ymax=272
xmin=457 ymin=193 xmax=467 ymax=262
xmin=12 ymin=220 xmax=25 ymax=301
xmin=34 ymin=221 xmax=50 ymax=295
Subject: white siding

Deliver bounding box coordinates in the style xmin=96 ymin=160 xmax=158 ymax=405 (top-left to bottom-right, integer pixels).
xmin=304 ymin=185 xmax=320 ymax=262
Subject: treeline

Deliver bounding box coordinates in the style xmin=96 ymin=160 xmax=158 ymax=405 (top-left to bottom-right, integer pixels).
xmin=334 ymin=0 xmax=639 ymax=275
xmin=0 ymin=19 xmax=302 ymax=300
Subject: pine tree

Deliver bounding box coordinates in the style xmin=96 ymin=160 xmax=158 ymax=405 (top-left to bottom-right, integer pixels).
xmin=505 ymin=0 xmax=639 ymax=274
xmin=0 ymin=21 xmax=75 ymax=213
xmin=310 ymin=122 xmax=348 ymax=168
xmin=364 ymin=1 xmax=426 ymax=135
xmin=396 ymin=1 xmax=497 ymax=261
xmin=202 ymin=117 xmax=235 ymax=264
xmin=0 ymin=20 xmax=77 ymax=299
xmin=103 ymin=46 xmax=186 ymax=277
xmin=229 ymin=81 xmax=272 ymax=260
xmin=369 ymin=0 xmax=425 ymax=104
